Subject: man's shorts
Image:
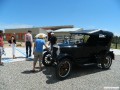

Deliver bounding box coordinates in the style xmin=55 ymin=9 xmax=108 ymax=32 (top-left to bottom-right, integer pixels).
xmin=34 ymin=52 xmax=43 ymax=62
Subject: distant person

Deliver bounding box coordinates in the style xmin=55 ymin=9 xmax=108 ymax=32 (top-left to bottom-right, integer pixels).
xmin=8 ymin=36 xmax=16 ymax=59
xmin=49 ymin=32 xmax=57 ymax=50
xmin=32 ymin=34 xmax=48 ymax=72
xmin=64 ymin=37 xmax=69 ymax=44
xmin=25 ymin=30 xmax=33 ymax=58
xmin=0 ymin=30 xmax=4 ymax=65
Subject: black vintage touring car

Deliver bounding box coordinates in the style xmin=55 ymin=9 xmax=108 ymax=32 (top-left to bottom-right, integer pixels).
xmin=42 ymin=30 xmax=115 ymax=80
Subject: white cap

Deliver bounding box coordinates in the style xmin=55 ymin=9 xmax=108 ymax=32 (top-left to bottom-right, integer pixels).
xmin=51 ymin=32 xmax=54 ymax=34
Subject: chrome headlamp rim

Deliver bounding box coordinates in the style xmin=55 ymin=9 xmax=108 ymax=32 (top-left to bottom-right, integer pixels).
xmin=53 ymin=44 xmax=60 ymax=55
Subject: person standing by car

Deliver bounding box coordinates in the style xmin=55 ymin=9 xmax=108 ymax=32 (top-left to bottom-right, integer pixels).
xmin=32 ymin=34 xmax=48 ymax=72
xmin=8 ymin=35 xmax=16 ymax=59
xmin=49 ymin=32 xmax=57 ymax=50
xmin=0 ymin=30 xmax=4 ymax=65
xmin=25 ymin=30 xmax=33 ymax=58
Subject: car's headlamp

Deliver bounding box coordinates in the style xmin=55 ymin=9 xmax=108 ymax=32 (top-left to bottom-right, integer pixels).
xmin=56 ymin=46 xmax=60 ymax=55
xmin=53 ymin=44 xmax=60 ymax=55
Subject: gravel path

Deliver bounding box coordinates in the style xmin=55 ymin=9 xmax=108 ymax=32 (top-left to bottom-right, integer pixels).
xmin=0 ymin=56 xmax=120 ymax=90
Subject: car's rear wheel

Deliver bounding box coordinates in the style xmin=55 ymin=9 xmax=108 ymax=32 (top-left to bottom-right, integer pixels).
xmin=101 ymin=55 xmax=112 ymax=69
xmin=56 ymin=58 xmax=72 ymax=80
xmin=42 ymin=52 xmax=53 ymax=66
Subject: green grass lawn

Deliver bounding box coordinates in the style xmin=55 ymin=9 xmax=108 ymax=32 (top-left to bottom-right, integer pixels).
xmin=111 ymin=43 xmax=120 ymax=49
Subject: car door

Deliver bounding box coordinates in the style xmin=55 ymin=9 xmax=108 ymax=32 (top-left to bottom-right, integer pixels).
xmin=76 ymin=35 xmax=98 ymax=58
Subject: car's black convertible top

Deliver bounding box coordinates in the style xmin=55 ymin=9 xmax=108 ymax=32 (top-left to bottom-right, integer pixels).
xmin=70 ymin=29 xmax=113 ymax=36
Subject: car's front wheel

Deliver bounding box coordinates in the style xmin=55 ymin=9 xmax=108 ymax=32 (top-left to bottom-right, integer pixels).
xmin=56 ymin=58 xmax=72 ymax=80
xmin=42 ymin=52 xmax=53 ymax=66
xmin=101 ymin=55 xmax=112 ymax=69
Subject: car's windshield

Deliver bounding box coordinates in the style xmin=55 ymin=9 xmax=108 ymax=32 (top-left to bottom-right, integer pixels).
xmin=70 ymin=34 xmax=90 ymax=44
xmin=56 ymin=34 xmax=90 ymax=45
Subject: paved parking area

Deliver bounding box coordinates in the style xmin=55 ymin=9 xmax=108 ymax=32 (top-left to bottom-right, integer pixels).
xmin=0 ymin=48 xmax=120 ymax=90
xmin=0 ymin=56 xmax=120 ymax=90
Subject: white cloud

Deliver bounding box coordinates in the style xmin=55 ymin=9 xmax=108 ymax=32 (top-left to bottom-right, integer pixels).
xmin=0 ymin=23 xmax=33 ymax=30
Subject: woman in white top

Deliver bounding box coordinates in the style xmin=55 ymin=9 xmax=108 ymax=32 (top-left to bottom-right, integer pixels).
xmin=9 ymin=36 xmax=16 ymax=59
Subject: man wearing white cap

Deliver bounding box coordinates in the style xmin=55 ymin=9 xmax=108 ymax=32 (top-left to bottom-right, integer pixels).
xmin=49 ymin=32 xmax=57 ymax=50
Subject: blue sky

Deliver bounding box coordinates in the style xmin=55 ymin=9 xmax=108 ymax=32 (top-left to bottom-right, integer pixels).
xmin=0 ymin=0 xmax=120 ymax=35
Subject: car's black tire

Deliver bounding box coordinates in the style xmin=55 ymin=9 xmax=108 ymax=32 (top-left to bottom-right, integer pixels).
xmin=42 ymin=52 xmax=53 ymax=66
xmin=101 ymin=54 xmax=112 ymax=69
xmin=56 ymin=58 xmax=72 ymax=80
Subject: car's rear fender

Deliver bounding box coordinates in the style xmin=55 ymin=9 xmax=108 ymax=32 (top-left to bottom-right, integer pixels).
xmin=95 ymin=50 xmax=114 ymax=63
xmin=107 ymin=51 xmax=115 ymax=60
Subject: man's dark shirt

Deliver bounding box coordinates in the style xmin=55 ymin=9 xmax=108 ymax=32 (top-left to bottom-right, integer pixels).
xmin=50 ymin=36 xmax=57 ymax=45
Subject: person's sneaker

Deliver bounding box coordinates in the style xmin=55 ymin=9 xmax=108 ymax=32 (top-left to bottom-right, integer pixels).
xmin=0 ymin=62 xmax=4 ymax=66
xmin=30 ymin=70 xmax=36 ymax=73
xmin=29 ymin=55 xmax=31 ymax=57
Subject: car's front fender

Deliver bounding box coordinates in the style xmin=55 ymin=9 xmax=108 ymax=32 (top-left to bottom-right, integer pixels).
xmin=43 ymin=48 xmax=51 ymax=54
xmin=55 ymin=54 xmax=73 ymax=63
